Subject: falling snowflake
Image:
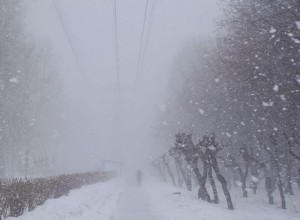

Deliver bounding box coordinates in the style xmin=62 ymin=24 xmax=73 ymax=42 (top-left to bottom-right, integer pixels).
xmin=280 ymin=95 xmax=286 ymax=101
xmin=251 ymin=176 xmax=259 ymax=183
xmin=262 ymin=101 xmax=273 ymax=107
xmin=292 ymin=38 xmax=300 ymax=44
xmin=9 ymin=78 xmax=18 ymax=83
xmin=235 ymin=181 xmax=242 ymax=187
xmin=226 ymin=132 xmax=231 ymax=138
xmin=209 ymin=146 xmax=216 ymax=151
xmin=269 ymin=27 xmax=276 ymax=33
xmin=295 ymin=21 xmax=300 ymax=29
xmin=273 ymin=85 xmax=279 ymax=92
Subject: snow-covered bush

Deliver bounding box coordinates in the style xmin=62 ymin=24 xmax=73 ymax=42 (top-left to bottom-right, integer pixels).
xmin=0 ymin=171 xmax=115 ymax=219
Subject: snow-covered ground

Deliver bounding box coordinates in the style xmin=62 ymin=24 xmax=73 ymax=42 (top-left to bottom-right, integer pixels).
xmin=145 ymin=178 xmax=300 ymax=220
xmin=7 ymin=176 xmax=300 ymax=220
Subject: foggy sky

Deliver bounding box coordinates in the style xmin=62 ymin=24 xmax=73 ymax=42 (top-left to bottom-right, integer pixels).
xmin=25 ymin=0 xmax=220 ymax=172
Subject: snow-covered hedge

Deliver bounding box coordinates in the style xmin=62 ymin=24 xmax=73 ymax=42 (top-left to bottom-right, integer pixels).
xmin=0 ymin=171 xmax=115 ymax=219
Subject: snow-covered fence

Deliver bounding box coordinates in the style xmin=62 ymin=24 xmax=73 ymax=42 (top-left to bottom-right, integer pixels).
xmin=0 ymin=171 xmax=115 ymax=219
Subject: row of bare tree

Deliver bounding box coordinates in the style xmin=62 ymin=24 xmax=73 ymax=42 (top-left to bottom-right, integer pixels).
xmin=154 ymin=0 xmax=300 ymax=211
xmin=151 ymin=133 xmax=233 ymax=210
xmin=151 ymin=132 xmax=300 ymax=210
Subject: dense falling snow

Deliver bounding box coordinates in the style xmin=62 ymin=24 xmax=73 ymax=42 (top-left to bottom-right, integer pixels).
xmin=0 ymin=0 xmax=300 ymax=219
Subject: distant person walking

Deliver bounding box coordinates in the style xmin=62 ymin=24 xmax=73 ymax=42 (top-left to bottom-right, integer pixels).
xmin=136 ymin=169 xmax=142 ymax=186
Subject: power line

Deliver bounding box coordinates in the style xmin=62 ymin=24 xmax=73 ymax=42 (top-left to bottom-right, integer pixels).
xmin=113 ymin=0 xmax=121 ymax=91
xmin=53 ymin=0 xmax=79 ymax=60
xmin=56 ymin=0 xmax=82 ymax=61
xmin=140 ymin=0 xmax=157 ymax=78
xmin=134 ymin=0 xmax=150 ymax=88
xmin=52 ymin=0 xmax=89 ymax=86
xmin=145 ymin=0 xmax=157 ymax=48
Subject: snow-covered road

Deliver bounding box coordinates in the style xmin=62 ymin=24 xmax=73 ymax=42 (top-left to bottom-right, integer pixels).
xmin=111 ymin=184 xmax=161 ymax=220
xmin=7 ymin=176 xmax=300 ymax=220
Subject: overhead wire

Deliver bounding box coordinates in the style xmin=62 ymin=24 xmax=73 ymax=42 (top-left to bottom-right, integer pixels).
xmin=139 ymin=0 xmax=157 ymax=78
xmin=52 ymin=0 xmax=89 ymax=86
xmin=134 ymin=0 xmax=150 ymax=88
xmin=56 ymin=0 xmax=83 ymax=61
xmin=145 ymin=0 xmax=157 ymax=49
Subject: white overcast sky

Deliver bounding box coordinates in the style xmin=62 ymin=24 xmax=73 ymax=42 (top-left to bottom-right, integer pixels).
xmin=25 ymin=0 xmax=220 ymax=171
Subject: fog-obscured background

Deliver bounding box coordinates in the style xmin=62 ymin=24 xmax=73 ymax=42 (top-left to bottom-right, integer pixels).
xmin=6 ymin=0 xmax=218 ymax=175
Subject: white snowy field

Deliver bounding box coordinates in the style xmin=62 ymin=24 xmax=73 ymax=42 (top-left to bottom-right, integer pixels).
xmin=7 ymin=176 xmax=300 ymax=220
xmin=145 ymin=178 xmax=300 ymax=220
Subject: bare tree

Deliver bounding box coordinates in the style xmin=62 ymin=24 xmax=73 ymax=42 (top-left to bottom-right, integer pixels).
xmin=174 ymin=133 xmax=212 ymax=203
xmin=264 ymin=133 xmax=286 ymax=209
xmin=202 ymin=134 xmax=233 ymax=210
xmin=161 ymin=153 xmax=177 ymax=186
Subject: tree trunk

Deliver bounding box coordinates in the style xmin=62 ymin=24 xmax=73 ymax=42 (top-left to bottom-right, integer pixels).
xmin=250 ymin=180 xmax=258 ymax=194
xmin=250 ymin=166 xmax=259 ymax=194
xmin=265 ymin=144 xmax=286 ymax=209
xmin=175 ymin=160 xmax=183 ymax=187
xmin=265 ymin=176 xmax=275 ymax=205
xmin=160 ymin=165 xmax=166 ymax=182
xmin=161 ymin=164 xmax=167 ymax=182
xmin=275 ymin=164 xmax=286 ymax=209
xmin=176 ymin=160 xmax=192 ymax=191
xmin=241 ymin=176 xmax=248 ymax=197
xmin=165 ymin=163 xmax=177 ymax=186
xmin=210 ymin=156 xmax=234 ymax=210
xmin=237 ymin=165 xmax=249 ymax=198
xmin=186 ymin=168 xmax=192 ymax=191
xmin=156 ymin=163 xmax=166 ymax=182
xmin=297 ymin=168 xmax=300 ymax=190
xmin=208 ymin=166 xmax=219 ymax=204
xmin=193 ymin=166 xmax=212 ymax=203
xmin=284 ymin=159 xmax=294 ymax=195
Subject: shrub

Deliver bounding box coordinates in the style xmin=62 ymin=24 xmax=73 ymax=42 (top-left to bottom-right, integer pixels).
xmin=0 ymin=171 xmax=115 ymax=219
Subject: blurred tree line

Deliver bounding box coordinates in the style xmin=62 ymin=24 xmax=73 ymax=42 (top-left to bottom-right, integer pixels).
xmin=0 ymin=0 xmax=64 ymax=177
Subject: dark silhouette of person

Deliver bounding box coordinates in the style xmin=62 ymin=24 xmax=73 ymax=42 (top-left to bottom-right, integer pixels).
xmin=136 ymin=169 xmax=142 ymax=186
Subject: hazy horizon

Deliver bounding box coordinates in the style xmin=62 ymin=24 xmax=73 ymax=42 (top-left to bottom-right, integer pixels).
xmin=24 ymin=0 xmax=220 ymax=173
